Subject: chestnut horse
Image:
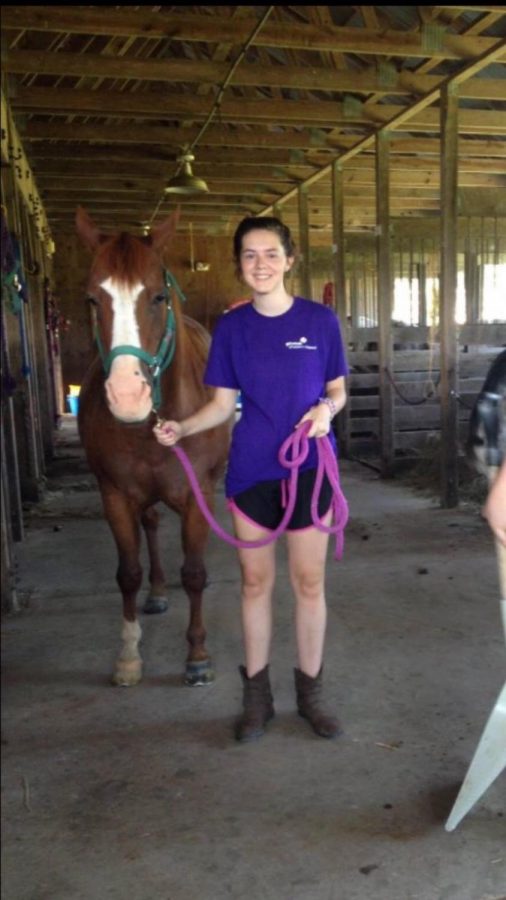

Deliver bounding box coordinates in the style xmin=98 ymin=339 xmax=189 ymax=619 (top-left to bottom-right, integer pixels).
xmin=75 ymin=207 xmax=231 ymax=686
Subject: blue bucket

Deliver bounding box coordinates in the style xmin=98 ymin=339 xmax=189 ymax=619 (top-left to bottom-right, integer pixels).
xmin=66 ymin=395 xmax=79 ymax=416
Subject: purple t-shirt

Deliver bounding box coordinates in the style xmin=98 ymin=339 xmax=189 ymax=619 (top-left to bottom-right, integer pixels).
xmin=204 ymin=297 xmax=348 ymax=497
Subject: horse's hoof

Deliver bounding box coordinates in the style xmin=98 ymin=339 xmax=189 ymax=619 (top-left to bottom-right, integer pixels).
xmin=143 ymin=595 xmax=169 ymax=615
xmin=184 ymin=660 xmax=214 ymax=686
xmin=112 ymin=660 xmax=142 ymax=686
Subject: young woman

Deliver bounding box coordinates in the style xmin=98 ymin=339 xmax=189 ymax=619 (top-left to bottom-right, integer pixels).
xmin=154 ymin=216 xmax=348 ymax=742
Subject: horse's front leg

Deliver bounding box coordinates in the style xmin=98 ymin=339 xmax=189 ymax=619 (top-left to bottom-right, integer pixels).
xmin=180 ymin=492 xmax=214 ymax=686
xmin=101 ymin=487 xmax=144 ymax=686
xmin=141 ymin=506 xmax=169 ymax=615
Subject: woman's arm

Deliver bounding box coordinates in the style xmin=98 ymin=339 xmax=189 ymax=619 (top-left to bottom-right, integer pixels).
xmin=483 ymin=460 xmax=506 ymax=547
xmin=324 ymin=376 xmax=347 ymax=416
xmin=153 ymin=386 xmax=237 ymax=446
xmin=295 ymin=375 xmax=347 ymax=439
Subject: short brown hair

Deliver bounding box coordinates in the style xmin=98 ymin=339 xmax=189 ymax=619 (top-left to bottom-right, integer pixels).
xmin=233 ymin=217 xmax=296 ymax=270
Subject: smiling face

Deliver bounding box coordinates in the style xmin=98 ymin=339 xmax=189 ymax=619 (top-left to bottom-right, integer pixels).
xmin=239 ymin=228 xmax=294 ymax=297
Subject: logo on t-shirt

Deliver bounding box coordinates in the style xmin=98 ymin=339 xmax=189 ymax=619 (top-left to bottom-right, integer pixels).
xmin=285 ymin=336 xmax=317 ymax=350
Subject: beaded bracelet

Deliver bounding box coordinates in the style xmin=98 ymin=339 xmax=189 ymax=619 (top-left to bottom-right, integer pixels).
xmin=318 ymin=396 xmax=338 ymax=418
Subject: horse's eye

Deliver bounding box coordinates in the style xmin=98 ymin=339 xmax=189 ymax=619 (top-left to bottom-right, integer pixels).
xmin=87 ymin=295 xmax=98 ymax=307
xmin=153 ymin=293 xmax=166 ymax=305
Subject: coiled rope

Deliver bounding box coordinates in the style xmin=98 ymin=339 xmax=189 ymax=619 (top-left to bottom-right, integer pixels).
xmin=169 ymin=420 xmax=349 ymax=560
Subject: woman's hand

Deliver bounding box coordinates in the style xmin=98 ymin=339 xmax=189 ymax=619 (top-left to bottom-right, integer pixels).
xmin=296 ymin=378 xmax=346 ymax=438
xmin=295 ymin=404 xmax=332 ymax=439
xmin=153 ymin=419 xmax=184 ymax=447
xmin=152 ymin=388 xmax=237 ymax=448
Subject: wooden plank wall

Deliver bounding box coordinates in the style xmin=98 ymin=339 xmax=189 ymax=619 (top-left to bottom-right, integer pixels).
xmin=346 ymin=323 xmax=506 ymax=460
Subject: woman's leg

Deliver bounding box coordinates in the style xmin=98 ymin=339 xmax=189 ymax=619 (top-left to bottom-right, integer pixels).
xmin=287 ymin=515 xmax=342 ymax=738
xmin=231 ymin=510 xmax=277 ymax=676
xmin=231 ymin=511 xmax=277 ymax=741
xmin=286 ymin=516 xmax=331 ymax=676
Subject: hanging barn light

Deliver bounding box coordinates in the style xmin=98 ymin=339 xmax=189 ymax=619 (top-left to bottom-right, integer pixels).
xmin=164 ymin=150 xmax=209 ymax=195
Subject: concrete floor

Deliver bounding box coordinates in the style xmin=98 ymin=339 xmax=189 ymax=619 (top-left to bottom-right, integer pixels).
xmin=2 ymin=417 xmax=505 ymax=900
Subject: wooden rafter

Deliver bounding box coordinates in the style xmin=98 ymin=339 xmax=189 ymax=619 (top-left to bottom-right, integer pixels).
xmin=5 ymin=48 xmax=506 ymax=98
xmin=9 ymin=86 xmax=506 ymax=134
xmin=1 ymin=4 xmax=504 ymax=234
xmin=21 ymin=122 xmax=506 ymax=160
xmin=261 ymin=35 xmax=506 ymax=215
xmin=2 ymin=8 xmax=502 ymax=59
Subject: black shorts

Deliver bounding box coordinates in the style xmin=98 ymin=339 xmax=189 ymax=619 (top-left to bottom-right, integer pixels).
xmin=228 ymin=468 xmax=333 ymax=532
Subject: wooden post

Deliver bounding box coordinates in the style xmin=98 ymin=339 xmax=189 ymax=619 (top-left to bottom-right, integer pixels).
xmin=439 ymin=83 xmax=460 ymax=508
xmin=297 ymin=185 xmax=311 ymax=299
xmin=478 ymin=217 xmax=485 ymax=327
xmin=1 ymin=419 xmax=21 ymax=611
xmin=350 ymin=253 xmax=359 ymax=326
xmin=418 ymin=261 xmax=427 ymax=327
xmin=375 ymin=131 xmax=394 ymax=477
xmin=331 ymin=159 xmax=350 ymax=457
xmin=464 ymin=250 xmax=480 ymax=324
xmin=1 ymin=393 xmax=24 ymax=543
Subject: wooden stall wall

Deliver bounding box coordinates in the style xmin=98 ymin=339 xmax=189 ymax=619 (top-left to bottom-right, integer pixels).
xmin=319 ymin=217 xmax=506 ymax=466
xmin=1 ymin=182 xmax=56 ymax=497
xmin=1 ymin=170 xmax=56 ymax=611
xmin=346 ymin=326 xmax=505 ymax=461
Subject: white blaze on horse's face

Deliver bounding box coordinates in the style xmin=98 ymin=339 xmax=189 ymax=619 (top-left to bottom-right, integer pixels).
xmin=101 ymin=277 xmax=154 ymax=423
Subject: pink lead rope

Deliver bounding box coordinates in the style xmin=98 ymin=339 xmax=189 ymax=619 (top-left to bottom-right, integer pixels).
xmin=170 ymin=420 xmax=349 ymax=559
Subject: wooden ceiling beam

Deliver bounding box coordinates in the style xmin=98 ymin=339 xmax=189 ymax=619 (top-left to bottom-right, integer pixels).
xmin=26 ymin=142 xmax=506 ymax=174
xmin=2 ymin=7 xmax=501 ymax=59
xmin=431 ymin=6 xmax=506 ymax=12
xmin=39 ymin=183 xmax=444 ymax=202
xmin=32 ymin=160 xmax=506 ymax=188
xmin=47 ymin=217 xmax=377 ymax=234
xmin=44 ymin=191 xmax=269 ymax=207
xmin=261 ymin=34 xmax=506 ymax=213
xmin=10 ymin=87 xmax=506 ymax=134
xmin=30 ymin=160 xmax=308 ymax=179
xmin=4 ymin=6 xmax=504 ymax=240
xmin=37 ymin=177 xmax=296 ymax=195
xmin=4 ymin=48 xmax=506 ymax=99
xmin=48 ymin=206 xmax=259 ymax=219
xmin=46 ymin=202 xmax=442 ymax=217
xmin=26 ymin=144 xmax=319 ymax=168
xmin=43 ymin=203 xmax=265 ymax=218
xmin=29 ymin=159 xmax=314 ymax=180
xmin=21 ymin=121 xmax=362 ymax=150
xmin=21 ymin=122 xmax=506 ymax=159
xmin=44 ymin=200 xmax=441 ymax=218
xmin=40 ymin=182 xmax=444 ymax=200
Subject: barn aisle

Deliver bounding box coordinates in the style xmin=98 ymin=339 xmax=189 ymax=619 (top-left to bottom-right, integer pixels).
xmin=2 ymin=417 xmax=505 ymax=900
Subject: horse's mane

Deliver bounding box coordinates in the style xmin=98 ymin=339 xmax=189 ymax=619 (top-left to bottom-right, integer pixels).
xmin=182 ymin=315 xmax=211 ymax=368
xmin=94 ymin=232 xmax=153 ymax=289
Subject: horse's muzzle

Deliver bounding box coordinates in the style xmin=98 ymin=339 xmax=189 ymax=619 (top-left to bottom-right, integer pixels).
xmin=105 ymin=363 xmax=154 ymax=423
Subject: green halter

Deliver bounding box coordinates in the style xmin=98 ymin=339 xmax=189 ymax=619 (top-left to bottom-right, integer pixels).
xmin=95 ymin=268 xmax=185 ymax=410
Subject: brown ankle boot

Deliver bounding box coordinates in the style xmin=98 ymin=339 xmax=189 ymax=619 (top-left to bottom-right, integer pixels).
xmin=235 ymin=664 xmax=275 ymax=742
xmin=294 ymin=667 xmax=342 ymax=739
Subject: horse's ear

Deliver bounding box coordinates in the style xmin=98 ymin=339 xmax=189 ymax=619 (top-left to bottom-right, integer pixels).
xmin=150 ymin=206 xmax=180 ymax=251
xmin=75 ymin=206 xmax=102 ymax=250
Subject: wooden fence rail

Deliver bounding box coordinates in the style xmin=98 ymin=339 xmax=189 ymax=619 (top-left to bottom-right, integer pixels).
xmin=343 ymin=325 xmax=505 ymax=461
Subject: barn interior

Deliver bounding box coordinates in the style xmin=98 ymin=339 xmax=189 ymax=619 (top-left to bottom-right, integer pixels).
xmin=1 ymin=6 xmax=506 ymax=900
